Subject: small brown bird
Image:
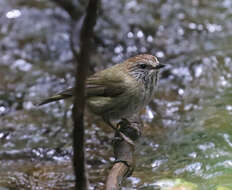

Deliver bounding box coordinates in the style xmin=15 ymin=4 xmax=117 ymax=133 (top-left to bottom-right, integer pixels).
xmin=39 ymin=54 xmax=165 ymax=142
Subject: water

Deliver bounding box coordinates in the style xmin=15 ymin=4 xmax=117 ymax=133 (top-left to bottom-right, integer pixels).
xmin=0 ymin=0 xmax=232 ymax=189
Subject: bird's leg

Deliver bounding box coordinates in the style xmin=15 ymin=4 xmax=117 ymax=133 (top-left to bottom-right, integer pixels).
xmin=103 ymin=117 xmax=118 ymax=130
xmin=103 ymin=117 xmax=135 ymax=147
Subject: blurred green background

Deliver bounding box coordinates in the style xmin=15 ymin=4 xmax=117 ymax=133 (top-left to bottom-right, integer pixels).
xmin=0 ymin=0 xmax=232 ymax=189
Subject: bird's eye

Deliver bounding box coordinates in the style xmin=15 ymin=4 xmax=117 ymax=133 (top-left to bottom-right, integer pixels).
xmin=139 ymin=64 xmax=147 ymax=69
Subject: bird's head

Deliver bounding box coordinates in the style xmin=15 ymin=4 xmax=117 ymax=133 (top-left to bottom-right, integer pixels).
xmin=125 ymin=54 xmax=165 ymax=82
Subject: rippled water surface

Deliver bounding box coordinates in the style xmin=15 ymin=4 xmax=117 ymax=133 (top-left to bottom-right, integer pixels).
xmin=0 ymin=0 xmax=232 ymax=189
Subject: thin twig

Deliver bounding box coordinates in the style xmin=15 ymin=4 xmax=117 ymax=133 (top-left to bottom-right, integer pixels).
xmin=51 ymin=0 xmax=81 ymax=20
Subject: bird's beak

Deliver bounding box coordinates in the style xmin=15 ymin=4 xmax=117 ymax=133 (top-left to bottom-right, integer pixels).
xmin=154 ymin=64 xmax=165 ymax=70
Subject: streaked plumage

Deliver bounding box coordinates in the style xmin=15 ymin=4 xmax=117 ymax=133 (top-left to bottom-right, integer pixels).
xmin=38 ymin=54 xmax=165 ymax=123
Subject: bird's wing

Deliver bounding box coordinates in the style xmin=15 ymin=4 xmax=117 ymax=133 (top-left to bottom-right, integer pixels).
xmin=38 ymin=65 xmax=131 ymax=105
xmin=86 ymin=68 xmax=128 ymax=97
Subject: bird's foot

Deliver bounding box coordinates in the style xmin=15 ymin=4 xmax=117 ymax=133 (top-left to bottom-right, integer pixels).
xmin=115 ymin=120 xmax=136 ymax=147
xmin=103 ymin=118 xmax=135 ymax=147
xmin=119 ymin=131 xmax=135 ymax=147
xmin=104 ymin=118 xmax=135 ymax=147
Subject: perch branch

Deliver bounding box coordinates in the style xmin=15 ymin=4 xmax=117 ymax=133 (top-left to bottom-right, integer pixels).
xmin=105 ymin=116 xmax=143 ymax=190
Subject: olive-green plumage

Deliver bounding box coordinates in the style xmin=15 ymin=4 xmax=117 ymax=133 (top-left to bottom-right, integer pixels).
xmin=39 ymin=54 xmax=165 ymax=123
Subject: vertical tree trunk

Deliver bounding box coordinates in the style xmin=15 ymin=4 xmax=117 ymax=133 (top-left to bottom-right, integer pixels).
xmin=72 ymin=1 xmax=99 ymax=190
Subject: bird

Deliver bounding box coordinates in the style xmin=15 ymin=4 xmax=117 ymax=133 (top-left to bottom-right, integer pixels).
xmin=38 ymin=54 xmax=165 ymax=144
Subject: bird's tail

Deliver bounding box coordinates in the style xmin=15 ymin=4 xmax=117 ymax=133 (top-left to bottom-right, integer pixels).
xmin=38 ymin=88 xmax=73 ymax=106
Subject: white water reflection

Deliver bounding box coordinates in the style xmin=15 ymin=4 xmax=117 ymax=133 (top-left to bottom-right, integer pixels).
xmin=11 ymin=59 xmax=32 ymax=72
xmin=6 ymin=9 xmax=21 ymax=19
